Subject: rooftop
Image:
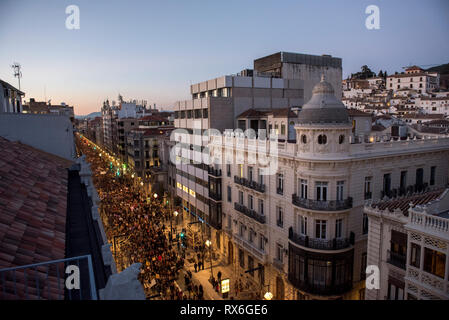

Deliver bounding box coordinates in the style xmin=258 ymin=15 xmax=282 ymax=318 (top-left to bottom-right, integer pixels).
xmin=370 ymin=189 xmax=445 ymax=216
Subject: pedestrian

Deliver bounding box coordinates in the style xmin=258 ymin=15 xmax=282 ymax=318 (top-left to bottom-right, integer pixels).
xmin=194 ymin=262 xmax=197 ymax=273
xmin=217 ymin=270 xmax=222 ymax=282
xmin=199 ymin=284 xmax=203 ymax=299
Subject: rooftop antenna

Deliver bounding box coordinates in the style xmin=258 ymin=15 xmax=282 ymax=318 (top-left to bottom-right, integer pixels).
xmin=11 ymin=62 xmax=22 ymax=90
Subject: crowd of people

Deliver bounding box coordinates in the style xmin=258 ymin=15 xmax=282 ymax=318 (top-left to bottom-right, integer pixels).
xmin=76 ymin=137 xmax=194 ymax=300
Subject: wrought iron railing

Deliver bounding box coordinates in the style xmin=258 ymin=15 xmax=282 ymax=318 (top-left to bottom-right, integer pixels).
xmin=0 ymin=255 xmax=97 ymax=300
xmin=288 ymin=228 xmax=352 ymax=251
xmin=292 ymin=194 xmax=353 ymax=211
xmin=234 ymin=176 xmax=265 ymax=193
xmin=234 ymin=202 xmax=266 ymax=224
xmin=208 ymin=167 xmax=222 ymax=177
xmin=387 ymin=250 xmax=406 ymax=270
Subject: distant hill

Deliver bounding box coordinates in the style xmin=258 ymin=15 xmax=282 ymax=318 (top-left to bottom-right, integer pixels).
xmin=426 ymin=63 xmax=449 ymax=74
xmin=75 ymin=112 xmax=101 ymax=119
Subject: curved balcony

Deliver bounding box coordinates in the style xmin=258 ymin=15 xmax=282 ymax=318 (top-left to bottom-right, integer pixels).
xmin=234 ymin=176 xmax=265 ymax=193
xmin=292 ymin=194 xmax=352 ymax=212
xmin=288 ymin=244 xmax=354 ymax=296
xmin=234 ymin=202 xmax=266 ymax=224
xmin=288 ymin=227 xmax=353 ymax=251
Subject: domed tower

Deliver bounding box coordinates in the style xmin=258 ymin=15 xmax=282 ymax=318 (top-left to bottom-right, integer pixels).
xmin=296 ymin=75 xmax=352 ymax=158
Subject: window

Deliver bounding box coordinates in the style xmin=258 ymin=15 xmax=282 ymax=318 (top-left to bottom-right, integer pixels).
xmin=259 ymin=235 xmax=265 ymax=252
xmin=248 ymin=195 xmax=254 ymax=210
xmin=315 ymin=220 xmax=327 ymax=239
xmin=300 ymin=179 xmax=308 ymax=199
xmin=277 ymin=173 xmax=284 ymax=194
xmin=383 ymin=173 xmax=391 ymax=196
xmin=416 ymin=168 xmax=424 ymax=187
xmin=362 ymin=213 xmax=368 ymax=234
xmin=239 ymin=249 xmax=245 ymax=268
xmin=300 ymin=216 xmax=307 ymax=236
xmin=301 ymin=134 xmax=307 ymax=144
xmin=202 ymin=109 xmax=208 ymax=118
xmin=388 ymin=282 xmax=404 ymax=300
xmin=239 ymin=223 xmax=245 ymax=237
xmin=226 ymin=164 xmax=231 ymax=177
xmin=335 ymin=219 xmax=343 ymax=238
xmin=194 ymin=109 xmax=201 ymax=118
xmin=336 ymin=181 xmax=344 ymax=201
xmin=361 ymin=252 xmax=367 ymax=280
xmin=318 ymin=134 xmax=327 ymax=144
xmin=400 ymin=171 xmax=407 ymax=192
xmin=258 ymin=199 xmax=264 ymax=215
xmin=339 ymin=135 xmax=345 ymax=144
xmin=276 ymin=244 xmax=283 ymax=263
xmin=239 ymin=164 xmax=243 ymax=178
xmin=423 ymin=248 xmax=446 ymax=278
xmin=364 ymin=177 xmax=372 ymax=200
xmin=238 ymin=191 xmax=243 ymax=205
xmin=249 ymin=228 xmax=254 ymax=243
xmin=248 ymin=166 xmax=253 ymax=182
xmin=410 ymin=243 xmax=421 ymax=268
xmin=281 ymin=124 xmax=285 ymax=135
xmin=248 ymin=256 xmax=254 ymax=276
xmin=430 ymin=166 xmax=436 ymax=186
xmin=227 ymin=186 xmax=232 ymax=203
xmin=258 ymin=169 xmax=264 ymax=185
xmin=316 ymin=182 xmax=328 ymax=201
xmin=276 ymin=207 xmax=283 ymax=228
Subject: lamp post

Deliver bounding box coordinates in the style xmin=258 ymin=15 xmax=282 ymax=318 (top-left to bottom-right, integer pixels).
xmin=205 ymin=239 xmax=214 ymax=285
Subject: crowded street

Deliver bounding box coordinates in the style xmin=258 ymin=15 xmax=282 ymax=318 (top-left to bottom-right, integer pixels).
xmin=75 ymin=134 xmax=200 ymax=300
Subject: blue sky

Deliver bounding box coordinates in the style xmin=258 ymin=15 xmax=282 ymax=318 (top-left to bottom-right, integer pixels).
xmin=1 ymin=0 xmax=448 ymax=115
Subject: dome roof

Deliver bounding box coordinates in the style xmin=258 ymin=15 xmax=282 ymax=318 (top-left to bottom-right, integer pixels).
xmin=297 ymin=75 xmax=350 ymax=125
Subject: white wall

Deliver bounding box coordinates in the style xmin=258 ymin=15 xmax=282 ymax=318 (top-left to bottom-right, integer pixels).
xmin=0 ymin=113 xmax=76 ymax=160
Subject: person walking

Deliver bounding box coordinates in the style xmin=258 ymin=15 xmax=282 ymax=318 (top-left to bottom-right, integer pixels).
xmin=194 ymin=262 xmax=197 ymax=273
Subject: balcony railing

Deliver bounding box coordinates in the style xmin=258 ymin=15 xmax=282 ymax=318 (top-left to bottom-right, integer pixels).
xmin=234 ymin=202 xmax=266 ymax=224
xmin=0 ymin=255 xmax=97 ymax=300
xmin=208 ymin=167 xmax=222 ymax=177
xmin=288 ymin=228 xmax=352 ymax=251
xmin=234 ymin=176 xmax=265 ymax=193
xmin=292 ymin=194 xmax=353 ymax=211
xmin=387 ymin=250 xmax=406 ymax=270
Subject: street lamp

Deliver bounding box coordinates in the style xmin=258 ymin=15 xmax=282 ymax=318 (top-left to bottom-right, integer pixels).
xmin=205 ymin=239 xmax=214 ymax=285
xmin=263 ymin=291 xmax=273 ymax=300
xmin=153 ymin=193 xmax=158 ymax=199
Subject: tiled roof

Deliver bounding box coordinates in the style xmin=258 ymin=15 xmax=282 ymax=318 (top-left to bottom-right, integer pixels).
xmin=0 ymin=137 xmax=72 ymax=299
xmin=371 ymin=189 xmax=445 ymax=216
xmin=348 ymin=108 xmax=371 ymax=117
xmin=402 ymin=113 xmax=445 ymax=119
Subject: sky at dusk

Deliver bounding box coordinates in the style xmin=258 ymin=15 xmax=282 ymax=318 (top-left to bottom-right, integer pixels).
xmin=1 ymin=0 xmax=448 ymax=115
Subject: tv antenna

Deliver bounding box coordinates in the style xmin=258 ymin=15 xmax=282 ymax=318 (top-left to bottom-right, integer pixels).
xmin=11 ymin=62 xmax=22 ymax=90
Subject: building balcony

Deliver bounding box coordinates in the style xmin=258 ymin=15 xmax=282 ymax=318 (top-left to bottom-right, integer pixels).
xmin=208 ymin=167 xmax=222 ymax=177
xmin=387 ymin=250 xmax=406 ymax=270
xmin=233 ymin=233 xmax=268 ymax=263
xmin=288 ymin=227 xmax=353 ymax=251
xmin=234 ymin=176 xmax=265 ymax=193
xmin=234 ymin=202 xmax=266 ymax=224
xmin=209 ymin=192 xmax=222 ymax=202
xmin=292 ymin=194 xmax=353 ymax=212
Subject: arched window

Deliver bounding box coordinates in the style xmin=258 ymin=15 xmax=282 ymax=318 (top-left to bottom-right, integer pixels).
xmin=301 ymin=134 xmax=307 ymax=144
xmin=318 ymin=134 xmax=327 ymax=145
xmin=339 ymin=135 xmax=345 ymax=144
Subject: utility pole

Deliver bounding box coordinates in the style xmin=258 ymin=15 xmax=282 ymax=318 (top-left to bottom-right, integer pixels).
xmin=11 ymin=62 xmax=22 ymax=91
